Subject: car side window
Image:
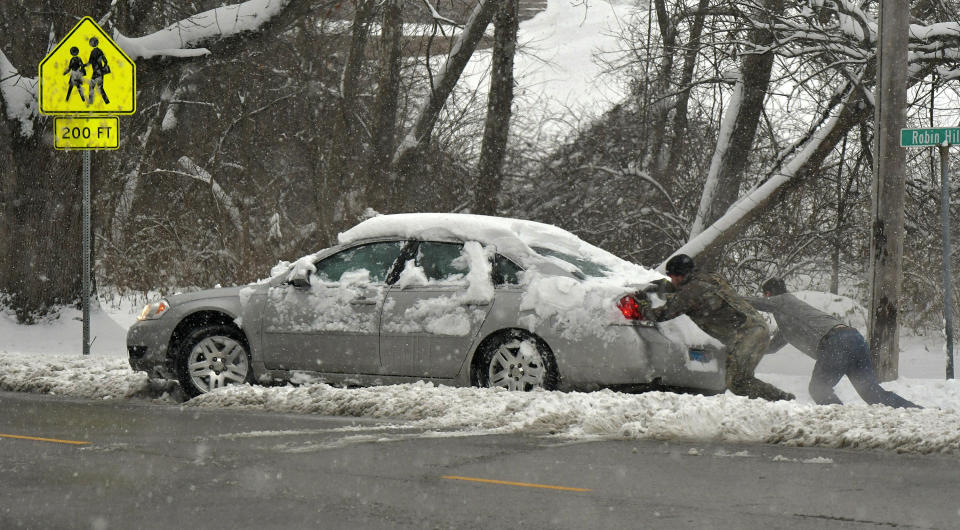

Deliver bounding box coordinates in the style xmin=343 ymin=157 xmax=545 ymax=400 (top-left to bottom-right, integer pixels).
xmin=415 ymin=242 xmax=467 ymax=282
xmin=314 ymin=241 xmax=403 ymax=283
xmin=494 ymin=254 xmax=522 ymax=286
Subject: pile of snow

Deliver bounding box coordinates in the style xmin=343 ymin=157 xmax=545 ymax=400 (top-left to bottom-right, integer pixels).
xmin=3 ymin=297 xmax=960 ymax=455
xmin=3 ymin=346 xmax=960 ymax=454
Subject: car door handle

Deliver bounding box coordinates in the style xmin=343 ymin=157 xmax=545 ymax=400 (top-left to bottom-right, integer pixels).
xmin=350 ymin=298 xmax=377 ymax=306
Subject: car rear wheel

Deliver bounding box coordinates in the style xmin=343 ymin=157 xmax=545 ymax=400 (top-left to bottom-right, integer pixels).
xmin=176 ymin=325 xmax=252 ymax=397
xmin=475 ymin=331 xmax=559 ymax=391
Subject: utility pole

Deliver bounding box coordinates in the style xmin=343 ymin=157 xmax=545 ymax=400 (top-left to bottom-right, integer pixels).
xmin=868 ymin=0 xmax=909 ymax=381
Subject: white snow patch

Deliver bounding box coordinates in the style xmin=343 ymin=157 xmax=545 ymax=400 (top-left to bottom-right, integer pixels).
xmin=0 ymin=50 xmax=38 ymax=137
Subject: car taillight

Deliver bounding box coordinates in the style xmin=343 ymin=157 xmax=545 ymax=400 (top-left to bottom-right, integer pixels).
xmin=617 ymin=295 xmax=644 ymax=321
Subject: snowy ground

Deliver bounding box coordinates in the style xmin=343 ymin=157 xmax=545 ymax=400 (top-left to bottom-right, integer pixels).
xmin=3 ymin=1 xmax=959 ymax=457
xmin=461 ymin=0 xmax=636 ymax=144
xmin=2 ymin=297 xmax=959 ymax=456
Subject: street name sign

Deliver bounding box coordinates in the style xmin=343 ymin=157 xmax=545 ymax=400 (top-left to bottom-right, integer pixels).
xmin=54 ymin=117 xmax=119 ymax=150
xmin=901 ymin=127 xmax=960 ymax=147
xmin=38 ymin=17 xmax=136 ymax=116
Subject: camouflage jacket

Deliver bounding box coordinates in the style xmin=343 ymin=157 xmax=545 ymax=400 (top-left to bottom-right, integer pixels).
xmin=645 ymin=271 xmax=767 ymax=344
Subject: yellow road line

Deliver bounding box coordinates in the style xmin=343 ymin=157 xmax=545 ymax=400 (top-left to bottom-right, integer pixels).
xmin=0 ymin=433 xmax=91 ymax=446
xmin=441 ymin=475 xmax=591 ymax=492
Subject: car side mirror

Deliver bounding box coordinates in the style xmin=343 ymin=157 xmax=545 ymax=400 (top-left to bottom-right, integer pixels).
xmin=289 ymin=276 xmax=311 ymax=289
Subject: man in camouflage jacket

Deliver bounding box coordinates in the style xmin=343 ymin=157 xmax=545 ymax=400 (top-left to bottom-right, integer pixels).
xmin=641 ymin=254 xmax=794 ymax=402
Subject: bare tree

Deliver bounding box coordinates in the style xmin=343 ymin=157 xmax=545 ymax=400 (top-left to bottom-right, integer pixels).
xmin=367 ymin=0 xmax=404 ymax=213
xmin=474 ymin=0 xmax=518 ymax=215
xmin=392 ymin=0 xmax=499 ymax=191
xmin=326 ymin=0 xmax=377 ymax=223
xmin=687 ymin=0 xmax=782 ymax=272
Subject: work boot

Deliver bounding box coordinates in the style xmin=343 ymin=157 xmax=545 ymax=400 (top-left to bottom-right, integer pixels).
xmin=731 ymin=377 xmax=795 ymax=402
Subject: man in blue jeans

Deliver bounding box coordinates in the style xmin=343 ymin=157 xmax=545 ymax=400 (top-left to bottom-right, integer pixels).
xmin=746 ymin=278 xmax=919 ymax=408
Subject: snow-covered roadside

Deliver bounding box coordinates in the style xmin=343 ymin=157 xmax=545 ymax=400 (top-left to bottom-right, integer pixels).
xmin=2 ymin=347 xmax=960 ymax=455
xmin=2 ymin=300 xmax=960 ymax=456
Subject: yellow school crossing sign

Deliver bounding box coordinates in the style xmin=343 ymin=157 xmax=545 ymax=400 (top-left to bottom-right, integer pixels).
xmin=38 ymin=17 xmax=135 ymax=116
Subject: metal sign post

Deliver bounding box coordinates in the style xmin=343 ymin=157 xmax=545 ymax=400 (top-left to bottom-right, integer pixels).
xmin=83 ymin=151 xmax=91 ymax=356
xmin=941 ymin=145 xmax=955 ymax=379
xmin=902 ymin=127 xmax=956 ymax=379
xmin=38 ymin=17 xmax=136 ymax=356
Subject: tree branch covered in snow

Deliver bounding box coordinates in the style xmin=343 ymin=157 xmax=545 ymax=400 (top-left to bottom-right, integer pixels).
xmin=662 ymin=80 xmax=871 ymax=269
xmin=149 ymin=157 xmax=244 ymax=234
xmin=0 ymin=50 xmax=37 ymax=137
xmin=0 ymin=0 xmax=293 ymax=140
xmin=114 ymin=0 xmax=293 ymax=60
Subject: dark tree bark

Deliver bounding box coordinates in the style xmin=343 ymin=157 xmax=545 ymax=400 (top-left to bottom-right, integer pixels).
xmin=0 ymin=0 xmax=106 ymax=321
xmin=392 ymin=0 xmax=499 ymax=189
xmin=367 ymin=0 xmax=403 ymax=213
xmin=643 ymin=0 xmax=678 ymax=176
xmin=474 ymin=0 xmax=518 ymax=216
xmin=325 ymin=0 xmax=377 ymax=222
xmin=688 ymin=0 xmax=782 ymax=270
xmin=664 ymin=0 xmax=710 ymax=179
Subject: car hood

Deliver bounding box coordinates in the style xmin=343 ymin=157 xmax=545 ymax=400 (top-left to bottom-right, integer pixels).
xmin=167 ymin=286 xmax=244 ymax=305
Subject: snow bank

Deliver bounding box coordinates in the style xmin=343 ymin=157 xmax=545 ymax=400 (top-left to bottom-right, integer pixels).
xmin=3 ymin=350 xmax=960 ymax=455
xmin=0 ymin=353 xmax=154 ymax=399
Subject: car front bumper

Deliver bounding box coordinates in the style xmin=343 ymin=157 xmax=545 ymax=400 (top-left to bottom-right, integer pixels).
xmin=127 ymin=319 xmax=176 ymax=379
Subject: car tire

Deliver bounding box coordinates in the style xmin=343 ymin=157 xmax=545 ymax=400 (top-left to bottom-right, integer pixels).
xmin=175 ymin=324 xmax=252 ymax=398
xmin=474 ymin=331 xmax=559 ymax=391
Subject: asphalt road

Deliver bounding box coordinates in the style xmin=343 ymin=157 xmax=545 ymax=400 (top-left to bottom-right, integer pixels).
xmin=1 ymin=390 xmax=958 ymax=529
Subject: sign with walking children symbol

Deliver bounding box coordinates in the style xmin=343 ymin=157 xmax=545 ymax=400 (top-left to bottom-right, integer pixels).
xmin=38 ymin=17 xmax=136 ymax=115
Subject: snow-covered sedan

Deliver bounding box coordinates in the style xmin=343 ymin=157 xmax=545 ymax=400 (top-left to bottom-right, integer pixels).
xmin=128 ymin=213 xmax=725 ymax=397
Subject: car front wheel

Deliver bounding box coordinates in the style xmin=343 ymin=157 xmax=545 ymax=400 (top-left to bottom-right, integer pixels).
xmin=176 ymin=325 xmax=252 ymax=397
xmin=475 ymin=332 xmax=559 ymax=391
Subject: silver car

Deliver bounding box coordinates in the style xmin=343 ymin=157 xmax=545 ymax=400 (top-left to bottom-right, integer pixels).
xmin=127 ymin=214 xmax=725 ymax=397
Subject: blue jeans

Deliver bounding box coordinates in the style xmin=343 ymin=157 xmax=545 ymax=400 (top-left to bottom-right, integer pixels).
xmin=811 ymin=328 xmax=918 ymax=408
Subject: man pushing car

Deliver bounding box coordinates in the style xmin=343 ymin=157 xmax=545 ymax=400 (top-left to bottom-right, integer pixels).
xmin=638 ymin=254 xmax=795 ymax=402
xmin=745 ymin=278 xmax=919 ymax=408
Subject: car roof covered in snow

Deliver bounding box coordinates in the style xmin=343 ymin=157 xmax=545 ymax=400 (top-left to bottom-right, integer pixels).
xmin=338 ymin=213 xmax=649 ymax=276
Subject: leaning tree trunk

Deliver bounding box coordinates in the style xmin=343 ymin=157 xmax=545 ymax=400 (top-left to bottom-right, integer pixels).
xmin=686 ymin=0 xmax=782 ymax=270
xmin=667 ymin=82 xmax=873 ymax=268
xmin=474 ymin=0 xmax=518 ymax=216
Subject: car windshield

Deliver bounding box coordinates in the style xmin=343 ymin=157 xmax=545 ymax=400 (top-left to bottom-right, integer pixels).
xmin=531 ymin=246 xmax=611 ymax=278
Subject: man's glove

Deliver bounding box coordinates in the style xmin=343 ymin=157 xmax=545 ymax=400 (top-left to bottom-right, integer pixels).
xmin=642 ymin=278 xmax=673 ymax=296
xmin=631 ymin=294 xmax=655 ymax=319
